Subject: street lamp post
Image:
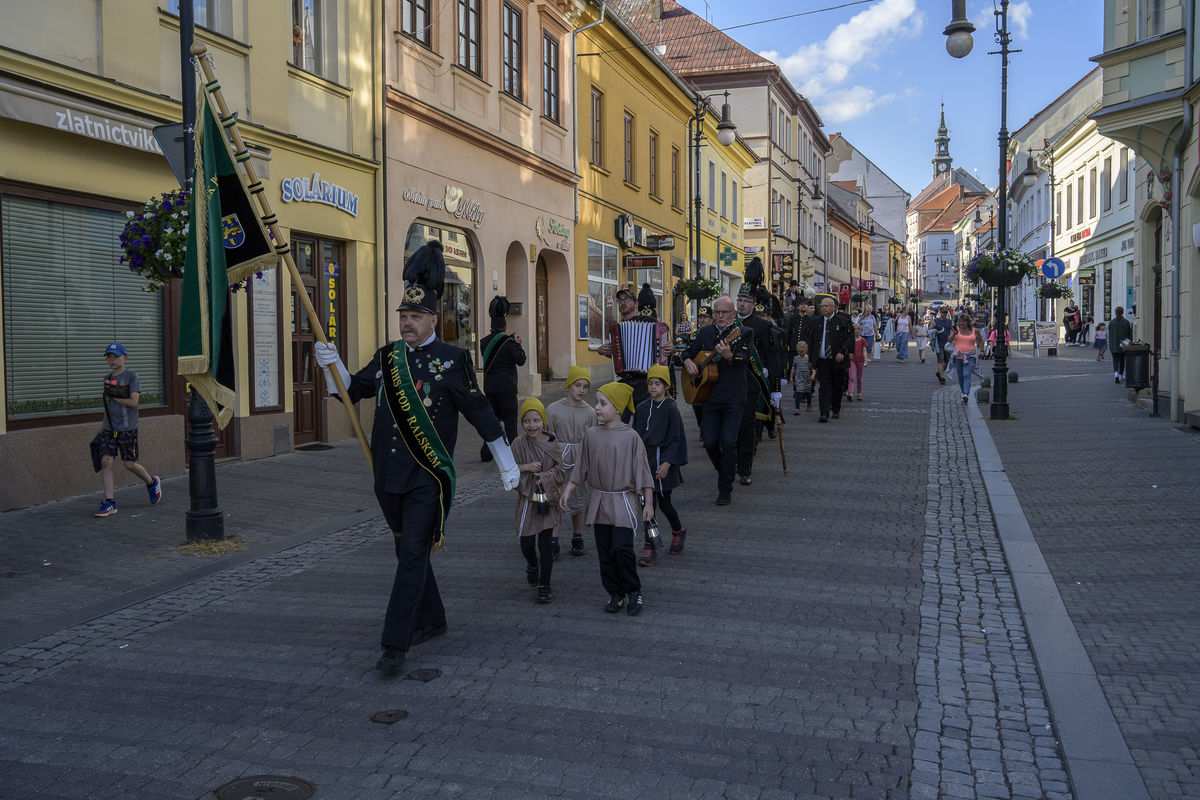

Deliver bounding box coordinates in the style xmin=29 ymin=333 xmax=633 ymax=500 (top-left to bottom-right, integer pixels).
xmin=946 ymin=0 xmax=1017 ymax=420
xmin=689 ymin=91 xmax=736 ymax=285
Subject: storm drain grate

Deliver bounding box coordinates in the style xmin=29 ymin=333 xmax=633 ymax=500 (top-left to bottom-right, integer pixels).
xmin=212 ymin=775 xmax=315 ymax=800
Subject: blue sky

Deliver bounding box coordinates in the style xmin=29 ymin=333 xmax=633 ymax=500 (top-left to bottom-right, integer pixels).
xmin=701 ymin=0 xmax=1104 ymax=197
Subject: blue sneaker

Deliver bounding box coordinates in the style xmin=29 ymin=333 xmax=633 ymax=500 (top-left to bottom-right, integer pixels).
xmin=147 ymin=476 xmax=162 ymax=505
xmin=94 ymin=499 xmax=118 ymax=517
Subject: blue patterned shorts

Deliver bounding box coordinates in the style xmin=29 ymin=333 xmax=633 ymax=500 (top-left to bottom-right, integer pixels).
xmin=97 ymin=429 xmax=140 ymax=462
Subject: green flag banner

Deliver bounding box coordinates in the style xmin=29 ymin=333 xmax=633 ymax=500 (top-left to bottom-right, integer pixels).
xmin=178 ymin=93 xmax=274 ymax=428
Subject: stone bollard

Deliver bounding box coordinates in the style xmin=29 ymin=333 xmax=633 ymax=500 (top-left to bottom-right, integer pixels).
xmin=1008 ymin=371 xmax=1019 ymax=383
xmin=977 ymin=388 xmax=990 ymax=403
xmin=981 ymin=376 xmax=992 ymax=388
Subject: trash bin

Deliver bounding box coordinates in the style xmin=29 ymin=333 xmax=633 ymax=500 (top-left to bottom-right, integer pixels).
xmin=1123 ymin=343 xmax=1151 ymax=392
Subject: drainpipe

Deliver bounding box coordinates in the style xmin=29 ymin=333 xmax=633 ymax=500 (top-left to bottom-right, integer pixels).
xmin=1169 ymin=0 xmax=1193 ymax=422
xmin=572 ymin=1 xmax=606 ymax=224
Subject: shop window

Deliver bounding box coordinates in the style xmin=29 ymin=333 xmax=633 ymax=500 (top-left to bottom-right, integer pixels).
xmin=2 ymin=193 xmax=164 ymax=423
xmin=292 ymin=0 xmax=338 ymax=81
xmin=501 ymin=3 xmax=522 ymax=100
xmin=457 ymin=0 xmax=481 ymax=76
xmin=542 ymin=33 xmax=559 ymax=122
xmin=586 ymin=239 xmax=618 ymax=349
xmin=401 ymin=0 xmax=432 ymax=46
xmin=166 ymin=0 xmax=233 ymax=36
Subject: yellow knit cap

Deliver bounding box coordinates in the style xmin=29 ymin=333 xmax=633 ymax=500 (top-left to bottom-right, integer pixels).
xmin=646 ymin=364 xmax=671 ymax=388
xmin=519 ymin=396 xmax=547 ymax=425
xmin=598 ymin=381 xmax=635 ymax=415
xmin=564 ymin=364 xmax=591 ymax=389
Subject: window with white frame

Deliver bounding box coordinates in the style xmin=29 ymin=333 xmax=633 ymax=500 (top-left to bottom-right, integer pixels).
xmin=586 ymin=239 xmax=619 ymax=348
xmin=1139 ymin=0 xmax=1165 ymax=39
xmin=2 ymin=192 xmax=165 ymax=422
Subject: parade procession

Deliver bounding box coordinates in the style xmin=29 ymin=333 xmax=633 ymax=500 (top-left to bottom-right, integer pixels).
xmin=2 ymin=2 xmax=1199 ymax=799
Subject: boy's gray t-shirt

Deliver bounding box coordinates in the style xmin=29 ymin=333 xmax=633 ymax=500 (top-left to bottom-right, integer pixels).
xmin=102 ymin=370 xmax=140 ymax=431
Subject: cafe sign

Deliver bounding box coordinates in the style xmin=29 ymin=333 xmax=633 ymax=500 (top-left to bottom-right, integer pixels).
xmin=403 ymin=184 xmax=486 ymax=228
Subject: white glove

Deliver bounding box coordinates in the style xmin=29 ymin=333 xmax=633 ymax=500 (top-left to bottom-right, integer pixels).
xmin=770 ymin=392 xmax=782 ymax=409
xmin=314 ymin=341 xmax=351 ymax=395
xmin=487 ymin=438 xmax=520 ymax=491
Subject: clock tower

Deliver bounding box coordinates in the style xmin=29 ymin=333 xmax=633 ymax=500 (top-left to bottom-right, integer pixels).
xmin=932 ymin=104 xmax=953 ymax=178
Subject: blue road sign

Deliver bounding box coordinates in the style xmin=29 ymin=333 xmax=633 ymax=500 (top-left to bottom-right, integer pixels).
xmin=1041 ymin=257 xmax=1065 ymax=279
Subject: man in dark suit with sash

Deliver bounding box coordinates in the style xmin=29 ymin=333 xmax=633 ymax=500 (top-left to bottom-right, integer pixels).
xmin=732 ymin=261 xmax=781 ymax=485
xmin=315 ymin=241 xmax=519 ymax=674
xmin=478 ymin=295 xmax=526 ymax=462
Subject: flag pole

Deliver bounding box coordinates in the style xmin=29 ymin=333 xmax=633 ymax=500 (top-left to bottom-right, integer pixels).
xmin=189 ymin=42 xmax=372 ymax=468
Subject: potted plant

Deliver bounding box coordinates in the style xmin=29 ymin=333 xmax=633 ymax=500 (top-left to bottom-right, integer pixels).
xmin=119 ymin=188 xmax=190 ymax=293
xmin=963 ymin=248 xmax=1038 ymax=288
xmin=1034 ymin=280 xmax=1070 ymax=299
xmin=851 ymin=291 xmax=870 ymax=303
xmin=887 ymin=295 xmax=902 ymax=306
xmin=673 ymin=276 xmax=722 ymax=301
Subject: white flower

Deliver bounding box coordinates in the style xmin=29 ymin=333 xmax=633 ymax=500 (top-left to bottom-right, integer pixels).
xmin=163 ymin=252 xmax=173 ymax=261
xmin=125 ymin=211 xmax=135 ymax=219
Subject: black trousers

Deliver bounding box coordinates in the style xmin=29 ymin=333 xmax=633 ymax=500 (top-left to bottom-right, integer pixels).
xmin=736 ymin=390 xmax=759 ymax=476
xmin=700 ymin=399 xmax=743 ymax=492
xmin=617 ymin=373 xmax=649 ymax=422
xmin=594 ymin=523 xmax=640 ymax=595
xmin=653 ymin=490 xmax=682 ymax=533
xmin=520 ymin=529 xmax=554 ymax=586
xmin=375 ymin=484 xmax=447 ymax=651
xmin=1112 ymin=351 xmax=1126 ymax=375
xmin=480 ymin=391 xmax=518 ymax=460
xmin=813 ymin=358 xmax=847 ymax=417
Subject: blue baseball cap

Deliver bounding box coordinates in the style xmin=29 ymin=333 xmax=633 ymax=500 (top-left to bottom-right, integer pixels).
xmin=104 ymin=342 xmax=127 ymax=357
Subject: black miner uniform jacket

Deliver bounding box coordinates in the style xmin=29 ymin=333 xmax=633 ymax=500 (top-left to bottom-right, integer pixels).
xmin=682 ymin=322 xmax=754 ymax=405
xmin=347 ymin=339 xmax=504 ymax=494
xmin=478 ymin=332 xmax=527 ymax=395
xmin=805 ymin=312 xmax=856 ymax=364
xmin=738 ymin=314 xmax=781 ymax=393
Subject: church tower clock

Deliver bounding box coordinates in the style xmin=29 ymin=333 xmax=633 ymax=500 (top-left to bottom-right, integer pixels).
xmin=932 ymin=104 xmax=953 ymax=178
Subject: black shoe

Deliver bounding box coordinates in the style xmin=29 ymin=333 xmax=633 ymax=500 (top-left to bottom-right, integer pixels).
xmin=570 ymin=536 xmax=586 ymax=556
xmin=1115 ymin=376 xmax=1121 ymax=383
xmin=766 ymin=427 xmax=775 ymax=439
xmin=845 ymin=394 xmax=853 ymax=402
xmin=716 ymin=489 xmax=731 ymax=505
xmin=537 ymin=585 xmax=553 ymax=604
xmin=410 ymin=624 xmax=448 ymax=646
xmin=525 ymin=566 xmax=539 ymax=586
xmin=627 ymin=591 xmax=643 ymax=616
xmin=962 ymin=394 xmax=969 ymax=403
xmin=739 ymin=474 xmax=752 ymax=486
xmin=551 ymin=537 xmax=561 ymax=560
xmin=376 ymin=646 xmax=405 ymax=675
xmin=604 ymin=593 xmax=626 ymax=613
xmin=832 ymin=412 xmax=840 ymax=419
xmin=818 ymin=415 xmax=828 ymax=423
xmin=938 ymin=375 xmax=946 ymax=385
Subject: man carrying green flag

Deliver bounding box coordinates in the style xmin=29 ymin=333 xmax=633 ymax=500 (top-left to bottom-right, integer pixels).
xmin=178 ymin=93 xmax=274 ymax=428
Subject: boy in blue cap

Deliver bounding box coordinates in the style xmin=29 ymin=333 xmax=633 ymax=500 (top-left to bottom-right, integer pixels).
xmin=93 ymin=342 xmax=161 ymax=517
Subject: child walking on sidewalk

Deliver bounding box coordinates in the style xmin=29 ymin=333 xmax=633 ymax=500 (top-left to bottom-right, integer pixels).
xmin=1093 ymin=322 xmax=1108 ymax=360
xmin=93 ymin=342 xmax=161 ymax=517
xmin=790 ymin=341 xmax=814 ymax=414
xmin=633 ymin=365 xmax=688 ymax=565
xmin=846 ymin=324 xmax=871 ymax=402
xmin=512 ymin=398 xmax=565 ymax=604
xmin=560 ymin=382 xmax=655 ymax=615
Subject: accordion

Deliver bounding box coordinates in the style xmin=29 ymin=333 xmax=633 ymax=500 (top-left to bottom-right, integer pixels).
xmin=609 ymin=320 xmax=670 ymax=374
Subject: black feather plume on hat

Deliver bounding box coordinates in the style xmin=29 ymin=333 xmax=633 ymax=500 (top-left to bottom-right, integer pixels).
xmin=399 ymin=240 xmax=445 ymax=313
xmin=637 ymin=283 xmax=657 ymax=318
xmin=743 ymin=256 xmax=765 ymax=289
xmin=489 ymin=295 xmax=511 ymax=319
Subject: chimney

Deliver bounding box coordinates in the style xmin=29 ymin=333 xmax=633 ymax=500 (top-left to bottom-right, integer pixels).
xmin=651 ymin=0 xmax=663 ymax=21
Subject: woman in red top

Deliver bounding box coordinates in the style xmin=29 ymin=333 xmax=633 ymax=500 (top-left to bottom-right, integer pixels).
xmin=846 ymin=323 xmax=871 ymax=402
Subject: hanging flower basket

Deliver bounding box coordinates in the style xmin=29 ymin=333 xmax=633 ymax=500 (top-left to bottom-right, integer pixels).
xmin=119 ymin=188 xmax=190 ymax=293
xmin=673 ymin=276 xmax=722 ymax=301
xmin=850 ymin=291 xmax=870 ymax=302
xmin=963 ymin=248 xmax=1038 ymax=288
xmin=1034 ymin=280 xmax=1070 ymax=300
xmin=963 ymin=292 xmax=984 ymax=302
xmin=887 ymin=295 xmax=902 ymax=306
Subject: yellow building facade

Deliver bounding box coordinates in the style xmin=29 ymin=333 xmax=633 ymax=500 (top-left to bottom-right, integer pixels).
xmin=573 ymin=5 xmax=754 ymax=381
xmin=0 ymin=1 xmax=383 ymax=508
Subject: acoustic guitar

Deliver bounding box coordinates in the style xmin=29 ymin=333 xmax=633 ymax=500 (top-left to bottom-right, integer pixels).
xmin=682 ymin=327 xmax=742 ymax=405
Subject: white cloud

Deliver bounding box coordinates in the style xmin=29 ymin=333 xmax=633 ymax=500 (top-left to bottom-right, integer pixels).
xmin=760 ymin=0 xmax=925 ymax=123
xmin=972 ymin=1 xmax=1032 ymax=40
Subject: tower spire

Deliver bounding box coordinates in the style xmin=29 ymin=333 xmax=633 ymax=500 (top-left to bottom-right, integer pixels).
xmin=933 ymin=103 xmax=953 ymax=179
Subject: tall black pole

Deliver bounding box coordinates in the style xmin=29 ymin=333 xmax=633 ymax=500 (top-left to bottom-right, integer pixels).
xmin=990 ymin=0 xmax=1012 ymax=420
xmin=180 ymin=2 xmax=224 ymax=541
xmin=692 ymin=96 xmax=704 ymax=280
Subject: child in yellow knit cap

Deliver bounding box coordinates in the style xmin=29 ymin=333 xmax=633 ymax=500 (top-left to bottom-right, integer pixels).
xmin=545 ymin=365 xmax=595 ymax=557
xmin=512 ymin=397 xmax=565 ymax=604
xmin=560 ymin=382 xmax=654 ymax=615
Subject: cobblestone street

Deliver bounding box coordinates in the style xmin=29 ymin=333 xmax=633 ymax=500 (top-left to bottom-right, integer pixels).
xmin=1 ymin=349 xmax=1195 ymax=799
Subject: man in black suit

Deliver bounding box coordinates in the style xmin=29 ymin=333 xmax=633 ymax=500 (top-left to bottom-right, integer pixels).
xmin=806 ymin=294 xmax=855 ymax=422
xmin=734 ymin=283 xmax=780 ymax=485
xmin=478 ymin=296 xmax=526 ymax=461
xmin=682 ymin=295 xmax=753 ymax=505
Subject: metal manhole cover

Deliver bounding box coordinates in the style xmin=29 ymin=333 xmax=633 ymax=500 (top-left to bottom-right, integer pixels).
xmin=370 ymin=709 xmax=409 ymax=724
xmin=406 ymin=668 xmax=441 ymax=682
xmin=213 ymin=775 xmax=316 ymax=800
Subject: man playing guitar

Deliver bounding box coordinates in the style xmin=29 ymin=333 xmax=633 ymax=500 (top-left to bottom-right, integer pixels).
xmin=682 ymin=296 xmax=753 ymax=506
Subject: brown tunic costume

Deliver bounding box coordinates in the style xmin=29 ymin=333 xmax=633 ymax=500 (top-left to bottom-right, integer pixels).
xmin=546 ymin=398 xmax=596 ymax=516
xmin=570 ymin=423 xmax=655 ymax=529
xmin=511 ymin=434 xmax=565 ymax=537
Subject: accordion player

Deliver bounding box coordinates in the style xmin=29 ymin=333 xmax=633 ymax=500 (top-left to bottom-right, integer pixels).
xmin=609 ymin=318 xmax=671 ymax=376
